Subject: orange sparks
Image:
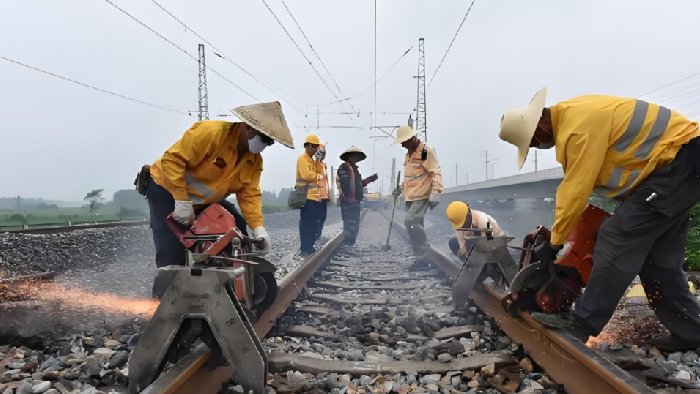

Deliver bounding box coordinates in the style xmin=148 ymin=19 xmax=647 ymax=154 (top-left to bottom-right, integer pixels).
xmin=1 ymin=280 xmax=159 ymax=317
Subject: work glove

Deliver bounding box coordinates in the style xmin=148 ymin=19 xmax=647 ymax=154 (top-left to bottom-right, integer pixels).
xmin=367 ymin=173 xmax=379 ymax=183
xmin=392 ymin=186 xmax=402 ymax=198
xmin=253 ymin=226 xmax=271 ymax=255
xmin=172 ymin=200 xmax=195 ymax=226
xmin=428 ymin=194 xmax=440 ymax=210
xmin=534 ymin=240 xmax=562 ymax=266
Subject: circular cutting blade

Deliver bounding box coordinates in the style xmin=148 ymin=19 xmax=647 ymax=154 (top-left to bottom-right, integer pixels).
xmin=509 ymin=262 xmax=551 ymax=294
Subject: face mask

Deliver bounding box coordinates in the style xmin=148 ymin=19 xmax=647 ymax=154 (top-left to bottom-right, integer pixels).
xmin=248 ymin=134 xmax=267 ymax=154
xmin=315 ymin=150 xmax=326 ymax=161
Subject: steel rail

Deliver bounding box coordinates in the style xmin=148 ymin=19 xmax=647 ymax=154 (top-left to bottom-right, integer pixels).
xmin=3 ymin=220 xmax=149 ymax=234
xmin=143 ymin=229 xmax=346 ymax=394
xmin=386 ymin=213 xmax=654 ymax=394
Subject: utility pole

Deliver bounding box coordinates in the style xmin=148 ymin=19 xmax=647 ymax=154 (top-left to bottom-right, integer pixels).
xmin=455 ymin=163 xmax=458 ymax=187
xmin=390 ymin=158 xmax=396 ymax=193
xmin=414 ymin=38 xmax=427 ymax=141
xmin=480 ymin=150 xmax=500 ymax=181
xmin=197 ymin=43 xmax=209 ymax=121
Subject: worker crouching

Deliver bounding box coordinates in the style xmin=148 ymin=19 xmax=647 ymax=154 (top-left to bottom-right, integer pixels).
xmin=336 ymin=146 xmax=378 ymax=248
xmin=499 ymin=88 xmax=700 ymax=351
xmin=392 ymin=126 xmax=443 ymax=268
xmin=445 ymin=201 xmax=504 ymax=259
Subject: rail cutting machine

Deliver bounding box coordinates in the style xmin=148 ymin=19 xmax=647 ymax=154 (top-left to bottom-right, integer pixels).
xmin=128 ymin=204 xmax=277 ymax=394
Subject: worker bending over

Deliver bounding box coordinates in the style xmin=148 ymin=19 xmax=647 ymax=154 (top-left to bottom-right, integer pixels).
xmin=392 ymin=126 xmax=443 ymax=267
xmin=445 ymin=201 xmax=504 ymax=258
xmin=296 ymin=134 xmax=322 ymax=257
xmin=137 ymin=102 xmax=294 ymax=298
xmin=499 ymin=88 xmax=700 ymax=351
xmin=336 ymin=146 xmax=378 ymax=247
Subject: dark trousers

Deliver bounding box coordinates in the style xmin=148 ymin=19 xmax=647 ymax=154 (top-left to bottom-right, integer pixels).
xmin=145 ymin=179 xmax=247 ymax=298
xmin=300 ymin=200 xmax=323 ymax=253
xmin=314 ymin=200 xmax=328 ymax=242
xmin=575 ymin=141 xmax=700 ymax=340
xmin=341 ymin=202 xmax=361 ymax=245
xmin=405 ymin=198 xmax=430 ymax=256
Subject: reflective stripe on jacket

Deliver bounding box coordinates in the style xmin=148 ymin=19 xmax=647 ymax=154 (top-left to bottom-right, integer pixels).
xmin=150 ymin=120 xmax=264 ymax=228
xmin=549 ymin=95 xmax=700 ymax=244
xmin=317 ymin=160 xmax=330 ymax=201
xmin=296 ymin=153 xmax=321 ymax=201
xmin=402 ymin=141 xmax=444 ymax=201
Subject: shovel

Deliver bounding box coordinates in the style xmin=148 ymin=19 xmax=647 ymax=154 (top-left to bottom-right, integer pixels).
xmin=381 ymin=171 xmax=401 ymax=252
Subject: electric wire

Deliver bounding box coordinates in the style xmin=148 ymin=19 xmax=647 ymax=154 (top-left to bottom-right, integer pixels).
xmin=260 ymin=0 xmax=357 ymax=127
xmin=103 ymin=0 xmax=257 ymax=100
xmin=428 ymin=0 xmax=477 ymax=87
xmin=1 ymin=56 xmax=189 ymax=116
xmin=149 ymin=0 xmax=303 ymax=112
xmin=638 ymin=72 xmax=700 ymax=98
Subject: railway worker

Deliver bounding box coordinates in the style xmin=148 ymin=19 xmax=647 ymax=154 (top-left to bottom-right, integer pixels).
xmin=314 ymin=143 xmax=330 ymax=243
xmin=136 ymin=102 xmax=294 ymax=299
xmin=296 ymin=134 xmax=323 ymax=257
xmin=392 ymin=125 xmax=444 ymax=268
xmin=445 ymin=201 xmax=504 ymax=258
xmin=336 ymin=146 xmax=378 ymax=247
xmin=499 ymin=88 xmax=700 ymax=350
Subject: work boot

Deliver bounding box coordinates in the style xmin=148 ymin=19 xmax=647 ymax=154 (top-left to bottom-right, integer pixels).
xmin=408 ymin=254 xmax=432 ymax=271
xmin=649 ymin=335 xmax=700 ymax=352
xmin=338 ymin=244 xmax=360 ymax=257
xmin=530 ymin=311 xmax=596 ymax=342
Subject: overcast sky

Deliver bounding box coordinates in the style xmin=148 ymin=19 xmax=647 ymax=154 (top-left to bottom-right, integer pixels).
xmin=3 ymin=0 xmax=700 ymax=201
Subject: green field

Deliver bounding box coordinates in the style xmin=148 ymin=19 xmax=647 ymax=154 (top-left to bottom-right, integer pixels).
xmin=0 ymin=206 xmax=138 ymax=230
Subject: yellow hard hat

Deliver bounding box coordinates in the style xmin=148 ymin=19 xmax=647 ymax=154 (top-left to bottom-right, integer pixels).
xmin=446 ymin=201 xmax=470 ymax=229
xmin=393 ymin=125 xmax=417 ymax=144
xmin=304 ymin=134 xmax=321 ymax=145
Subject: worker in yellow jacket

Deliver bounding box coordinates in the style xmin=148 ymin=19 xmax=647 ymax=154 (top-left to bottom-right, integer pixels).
xmin=499 ymin=88 xmax=700 ymax=351
xmin=314 ymin=143 xmax=330 ymax=243
xmin=296 ymin=134 xmax=322 ymax=256
xmin=392 ymin=125 xmax=443 ymax=267
xmin=142 ymin=101 xmax=294 ymax=298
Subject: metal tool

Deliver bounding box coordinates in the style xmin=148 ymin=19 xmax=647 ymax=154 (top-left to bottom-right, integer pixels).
xmin=381 ymin=170 xmax=401 ymax=252
xmin=504 ymin=204 xmax=610 ymax=314
xmin=452 ymin=226 xmax=518 ymax=309
xmin=129 ymin=203 xmax=277 ymax=393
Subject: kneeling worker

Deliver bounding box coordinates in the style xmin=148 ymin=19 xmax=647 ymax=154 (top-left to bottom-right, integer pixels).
xmin=445 ymin=201 xmax=504 ymax=258
xmin=137 ymin=102 xmax=294 ymax=298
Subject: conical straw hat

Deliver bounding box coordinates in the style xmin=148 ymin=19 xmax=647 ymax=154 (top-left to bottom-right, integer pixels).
xmin=340 ymin=146 xmax=367 ymax=161
xmin=231 ymin=101 xmax=294 ymax=148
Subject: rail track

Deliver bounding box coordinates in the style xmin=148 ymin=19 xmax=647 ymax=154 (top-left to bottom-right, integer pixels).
xmin=134 ymin=209 xmax=667 ymax=394
xmin=1 ymin=220 xmax=149 ymax=234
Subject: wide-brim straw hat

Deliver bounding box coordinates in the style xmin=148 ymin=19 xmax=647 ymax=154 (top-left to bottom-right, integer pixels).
xmin=340 ymin=146 xmax=367 ymax=161
xmin=393 ymin=125 xmax=417 ymax=144
xmin=498 ymin=87 xmax=547 ymax=169
xmin=231 ymin=101 xmax=294 ymax=148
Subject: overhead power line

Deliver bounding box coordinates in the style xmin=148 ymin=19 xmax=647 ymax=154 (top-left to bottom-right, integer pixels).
xmin=103 ymin=0 xmax=257 ymax=100
xmin=428 ymin=0 xmax=477 ymax=87
xmin=1 ymin=56 xmax=189 ymax=116
xmin=149 ymin=0 xmax=303 ymax=111
xmin=260 ymin=0 xmax=357 ymax=126
xmin=638 ymin=72 xmax=700 ymax=98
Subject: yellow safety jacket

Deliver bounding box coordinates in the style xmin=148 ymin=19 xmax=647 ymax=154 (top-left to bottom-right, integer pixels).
xmin=150 ymin=121 xmax=265 ymax=228
xmin=296 ymin=153 xmax=320 ymax=202
xmin=316 ymin=160 xmax=330 ymax=201
xmin=550 ymin=95 xmax=700 ymax=245
xmin=402 ymin=141 xmax=444 ymax=201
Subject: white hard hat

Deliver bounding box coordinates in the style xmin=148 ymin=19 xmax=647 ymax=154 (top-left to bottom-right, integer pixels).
xmin=393 ymin=125 xmax=417 ymax=144
xmin=499 ymin=87 xmax=547 ymax=169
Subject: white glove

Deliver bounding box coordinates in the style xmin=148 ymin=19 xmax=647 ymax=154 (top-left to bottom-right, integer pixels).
xmin=173 ymin=200 xmax=195 ymax=226
xmin=253 ymin=226 xmax=271 ymax=255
